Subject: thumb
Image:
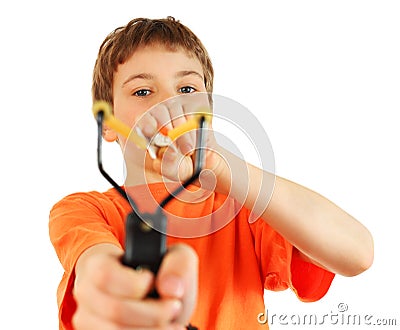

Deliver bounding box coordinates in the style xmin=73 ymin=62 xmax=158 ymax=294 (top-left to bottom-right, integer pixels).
xmin=156 ymin=244 xmax=198 ymax=324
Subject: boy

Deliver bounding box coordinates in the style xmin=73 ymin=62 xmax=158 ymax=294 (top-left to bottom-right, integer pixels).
xmin=49 ymin=17 xmax=373 ymax=330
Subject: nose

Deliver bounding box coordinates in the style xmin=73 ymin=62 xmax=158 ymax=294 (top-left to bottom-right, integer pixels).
xmin=156 ymin=89 xmax=179 ymax=105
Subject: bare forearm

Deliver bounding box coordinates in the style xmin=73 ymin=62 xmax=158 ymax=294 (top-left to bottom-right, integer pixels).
xmin=262 ymin=175 xmax=373 ymax=276
xmin=215 ymin=149 xmax=374 ymax=276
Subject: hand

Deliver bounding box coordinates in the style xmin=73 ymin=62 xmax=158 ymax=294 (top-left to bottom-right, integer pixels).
xmin=72 ymin=243 xmax=198 ymax=329
xmin=134 ymin=93 xmax=223 ymax=184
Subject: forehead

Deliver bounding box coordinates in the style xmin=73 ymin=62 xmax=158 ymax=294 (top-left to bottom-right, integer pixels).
xmin=112 ymin=44 xmax=204 ymax=91
xmin=116 ymin=44 xmax=203 ymax=76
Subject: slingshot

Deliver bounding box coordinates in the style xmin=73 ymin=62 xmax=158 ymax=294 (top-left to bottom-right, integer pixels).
xmin=92 ymin=100 xmax=210 ymax=159
xmin=93 ymin=100 xmax=210 ymax=330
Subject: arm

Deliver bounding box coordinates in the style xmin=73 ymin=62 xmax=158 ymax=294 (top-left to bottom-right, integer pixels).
xmin=213 ymin=148 xmax=374 ymax=277
xmin=136 ymin=99 xmax=373 ymax=277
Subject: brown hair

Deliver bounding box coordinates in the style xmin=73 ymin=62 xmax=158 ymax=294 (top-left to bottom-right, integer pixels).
xmin=92 ymin=16 xmax=214 ymax=104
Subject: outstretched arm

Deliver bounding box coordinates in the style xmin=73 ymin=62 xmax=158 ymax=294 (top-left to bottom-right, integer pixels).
xmin=132 ymin=98 xmax=373 ymax=277
xmin=213 ymin=148 xmax=374 ymax=277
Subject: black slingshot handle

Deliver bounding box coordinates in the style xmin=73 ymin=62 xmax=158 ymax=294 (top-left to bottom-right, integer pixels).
xmin=121 ymin=210 xmax=167 ymax=298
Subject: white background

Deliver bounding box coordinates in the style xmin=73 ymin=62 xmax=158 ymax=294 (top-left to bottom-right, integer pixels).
xmin=0 ymin=1 xmax=399 ymax=329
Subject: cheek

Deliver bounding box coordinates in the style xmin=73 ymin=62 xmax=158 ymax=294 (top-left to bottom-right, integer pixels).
xmin=113 ymin=100 xmax=147 ymax=127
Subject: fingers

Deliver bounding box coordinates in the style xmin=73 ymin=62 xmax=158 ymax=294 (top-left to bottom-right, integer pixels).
xmin=132 ymin=93 xmax=215 ymax=183
xmin=74 ymin=292 xmax=183 ymax=328
xmin=137 ymin=111 xmax=159 ymax=137
xmin=149 ymin=103 xmax=175 ymax=133
xmin=136 ymin=94 xmax=210 ymax=155
xmin=156 ymin=244 xmax=199 ymax=324
xmin=73 ymin=311 xmax=186 ymax=330
xmin=153 ymin=101 xmax=194 ymax=155
xmin=72 ymin=245 xmax=195 ymax=329
xmin=75 ymin=252 xmax=154 ymax=300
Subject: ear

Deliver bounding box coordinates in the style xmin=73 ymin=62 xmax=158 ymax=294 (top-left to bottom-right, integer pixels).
xmin=103 ymin=125 xmax=118 ymax=142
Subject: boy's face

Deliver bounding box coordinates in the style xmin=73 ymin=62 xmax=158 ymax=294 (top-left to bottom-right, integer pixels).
xmin=109 ymin=44 xmax=207 ymax=144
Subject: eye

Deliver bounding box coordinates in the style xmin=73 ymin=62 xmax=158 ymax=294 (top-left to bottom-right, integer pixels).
xmin=133 ymin=89 xmax=151 ymax=97
xmin=179 ymin=86 xmax=196 ymax=94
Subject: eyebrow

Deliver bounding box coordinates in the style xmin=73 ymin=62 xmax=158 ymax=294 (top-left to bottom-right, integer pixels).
xmin=122 ymin=70 xmax=204 ymax=87
xmin=175 ymin=70 xmax=204 ymax=80
xmin=122 ymin=73 xmax=155 ymax=87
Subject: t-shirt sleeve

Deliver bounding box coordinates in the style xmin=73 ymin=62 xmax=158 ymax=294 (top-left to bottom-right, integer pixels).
xmin=49 ymin=192 xmax=124 ymax=329
xmin=251 ymin=218 xmax=335 ymax=302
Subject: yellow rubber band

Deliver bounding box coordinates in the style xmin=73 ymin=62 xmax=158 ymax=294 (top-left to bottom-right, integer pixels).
xmin=92 ymin=101 xmax=212 ymax=151
xmin=167 ymin=107 xmax=212 ymax=141
xmin=92 ymin=101 xmax=148 ymax=150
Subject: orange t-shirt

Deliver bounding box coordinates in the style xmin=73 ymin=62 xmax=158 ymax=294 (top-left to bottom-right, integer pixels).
xmin=49 ymin=183 xmax=334 ymax=329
